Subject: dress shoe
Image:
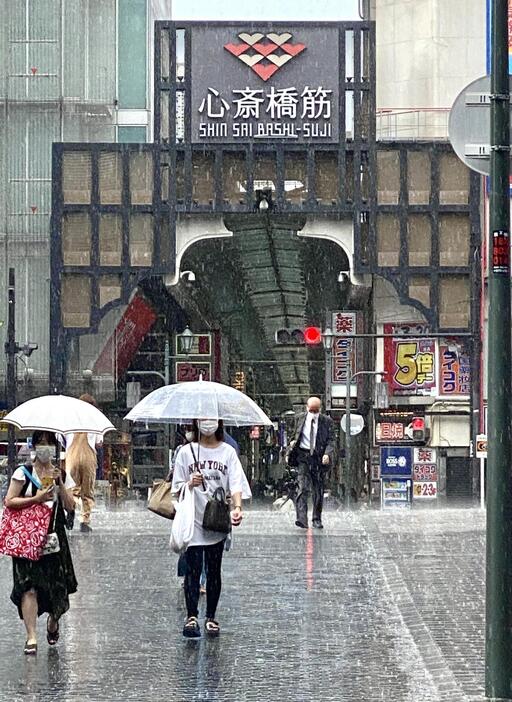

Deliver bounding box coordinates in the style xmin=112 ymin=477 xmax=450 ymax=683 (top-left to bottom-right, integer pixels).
xmin=312 ymin=520 xmax=324 ymax=529
xmin=295 ymin=520 xmax=308 ymax=529
xmin=80 ymin=523 xmax=92 ymax=533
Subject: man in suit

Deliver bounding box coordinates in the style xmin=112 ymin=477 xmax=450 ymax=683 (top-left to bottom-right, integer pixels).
xmin=288 ymin=396 xmax=334 ymax=529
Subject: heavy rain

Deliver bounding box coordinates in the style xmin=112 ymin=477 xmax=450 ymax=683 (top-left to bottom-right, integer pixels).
xmin=0 ymin=0 xmax=508 ymax=700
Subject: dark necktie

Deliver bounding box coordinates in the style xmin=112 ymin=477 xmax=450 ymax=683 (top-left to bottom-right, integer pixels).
xmin=310 ymin=417 xmax=316 ymax=456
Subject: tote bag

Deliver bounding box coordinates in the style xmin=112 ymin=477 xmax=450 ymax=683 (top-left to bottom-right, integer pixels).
xmin=170 ymin=484 xmax=195 ymax=554
xmin=148 ymin=479 xmax=176 ymax=520
xmin=0 ymin=504 xmax=52 ymax=560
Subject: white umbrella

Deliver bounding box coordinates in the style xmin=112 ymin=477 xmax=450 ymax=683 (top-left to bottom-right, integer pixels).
xmin=1 ymin=395 xmax=115 ymax=435
xmin=124 ymin=379 xmax=272 ymax=427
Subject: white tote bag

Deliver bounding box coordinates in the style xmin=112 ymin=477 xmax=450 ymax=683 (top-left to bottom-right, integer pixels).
xmin=170 ymin=484 xmax=195 ymax=554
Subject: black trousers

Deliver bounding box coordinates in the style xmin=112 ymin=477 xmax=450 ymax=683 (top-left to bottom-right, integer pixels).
xmin=184 ymin=540 xmax=224 ymax=619
xmin=295 ymin=450 xmax=325 ymax=524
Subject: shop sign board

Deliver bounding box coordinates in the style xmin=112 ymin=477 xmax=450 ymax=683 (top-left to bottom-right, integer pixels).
xmin=476 ymin=434 xmax=487 ymax=458
xmin=375 ymin=409 xmax=424 ymax=445
xmin=438 ymin=344 xmax=470 ymax=397
xmin=191 ymin=25 xmax=339 ymax=144
xmin=380 ymin=446 xmax=413 ymax=477
xmin=329 ymin=312 xmax=357 ymax=401
xmin=175 ymin=362 xmax=211 ymax=382
xmin=175 ymin=333 xmax=211 ymax=356
xmin=383 ymin=323 xmax=437 ymax=397
xmin=413 ymin=481 xmax=437 ymax=499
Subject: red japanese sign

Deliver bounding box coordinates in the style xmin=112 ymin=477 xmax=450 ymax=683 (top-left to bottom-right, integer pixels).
xmin=439 ymin=344 xmax=470 ymax=396
xmin=176 ymin=362 xmax=211 ymax=382
xmin=384 ymin=323 xmax=436 ymax=397
xmin=413 ymin=463 xmax=438 ymax=481
xmin=93 ymin=295 xmax=157 ymax=376
xmin=375 ymin=410 xmax=423 ymax=445
xmin=492 ymin=230 xmax=510 ymax=275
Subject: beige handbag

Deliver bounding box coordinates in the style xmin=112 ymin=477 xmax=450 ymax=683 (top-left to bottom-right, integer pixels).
xmin=148 ymin=479 xmax=176 ymax=520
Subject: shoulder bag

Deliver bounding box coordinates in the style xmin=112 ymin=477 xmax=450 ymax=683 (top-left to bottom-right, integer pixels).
xmin=189 ymin=444 xmax=232 ymax=534
xmin=148 ymin=478 xmax=176 ymax=520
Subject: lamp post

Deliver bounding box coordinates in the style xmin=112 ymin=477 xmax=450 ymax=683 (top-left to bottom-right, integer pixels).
xmin=344 ymin=369 xmax=384 ymax=508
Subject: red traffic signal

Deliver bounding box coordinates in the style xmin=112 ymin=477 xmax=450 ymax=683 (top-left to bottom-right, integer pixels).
xmin=411 ymin=417 xmax=426 ymax=441
xmin=303 ymin=326 xmax=322 ymax=345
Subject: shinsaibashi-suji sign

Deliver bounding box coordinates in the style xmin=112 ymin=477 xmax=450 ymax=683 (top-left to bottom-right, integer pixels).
xmin=191 ymin=26 xmax=339 ymax=143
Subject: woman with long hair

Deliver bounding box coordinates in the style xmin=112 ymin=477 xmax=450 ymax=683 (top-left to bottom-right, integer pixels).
xmin=172 ymin=418 xmax=251 ymax=638
xmin=4 ymin=431 xmax=77 ymax=654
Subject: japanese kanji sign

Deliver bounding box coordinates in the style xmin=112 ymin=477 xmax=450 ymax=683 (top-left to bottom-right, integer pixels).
xmin=375 ymin=410 xmax=424 ymax=445
xmin=383 ymin=323 xmax=437 ymax=397
xmin=191 ymin=25 xmax=339 ymax=143
xmin=438 ymin=344 xmax=470 ymax=396
xmin=330 ymin=312 xmax=357 ymax=389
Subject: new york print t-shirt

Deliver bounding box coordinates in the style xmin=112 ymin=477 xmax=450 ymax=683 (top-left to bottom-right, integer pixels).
xmin=172 ymin=442 xmax=251 ymax=547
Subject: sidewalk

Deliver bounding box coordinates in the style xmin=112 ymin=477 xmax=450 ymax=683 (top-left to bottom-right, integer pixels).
xmin=0 ymin=502 xmax=486 ymax=702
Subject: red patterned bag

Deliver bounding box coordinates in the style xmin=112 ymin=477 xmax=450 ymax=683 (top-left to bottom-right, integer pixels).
xmin=0 ymin=504 xmax=52 ymax=561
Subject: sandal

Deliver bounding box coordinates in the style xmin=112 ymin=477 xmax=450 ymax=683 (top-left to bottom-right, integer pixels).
xmin=24 ymin=641 xmax=37 ymax=655
xmin=46 ymin=616 xmax=60 ymax=645
xmin=205 ymin=619 xmax=220 ymax=637
xmin=182 ymin=616 xmax=201 ymax=639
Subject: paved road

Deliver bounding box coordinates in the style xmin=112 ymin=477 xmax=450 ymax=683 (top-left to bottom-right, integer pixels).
xmin=0 ymin=501 xmax=486 ymax=702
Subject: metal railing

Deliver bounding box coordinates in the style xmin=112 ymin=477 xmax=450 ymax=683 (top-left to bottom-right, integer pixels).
xmin=376 ymin=107 xmax=450 ymax=140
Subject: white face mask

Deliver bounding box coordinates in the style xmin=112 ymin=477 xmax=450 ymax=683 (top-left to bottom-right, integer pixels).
xmin=35 ymin=445 xmax=52 ymax=463
xmin=185 ymin=431 xmax=195 ymax=442
xmin=199 ymin=420 xmax=218 ymax=436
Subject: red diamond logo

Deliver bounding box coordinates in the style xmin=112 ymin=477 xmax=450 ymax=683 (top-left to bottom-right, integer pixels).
xmin=224 ymin=32 xmax=306 ymax=82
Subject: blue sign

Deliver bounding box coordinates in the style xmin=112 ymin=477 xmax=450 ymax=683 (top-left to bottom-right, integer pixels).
xmin=380 ymin=446 xmax=413 ymax=477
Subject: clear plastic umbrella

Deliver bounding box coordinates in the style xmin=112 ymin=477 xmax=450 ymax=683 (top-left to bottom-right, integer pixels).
xmin=1 ymin=395 xmax=115 ymax=435
xmin=124 ymin=379 xmax=272 ymax=426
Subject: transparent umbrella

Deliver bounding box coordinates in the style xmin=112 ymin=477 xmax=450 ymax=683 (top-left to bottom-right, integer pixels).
xmin=1 ymin=395 xmax=115 ymax=435
xmin=124 ymin=379 xmax=272 ymax=426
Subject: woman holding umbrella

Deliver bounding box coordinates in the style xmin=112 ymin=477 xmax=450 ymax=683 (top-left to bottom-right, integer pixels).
xmin=4 ymin=431 xmax=77 ymax=654
xmin=172 ymin=418 xmax=251 ymax=638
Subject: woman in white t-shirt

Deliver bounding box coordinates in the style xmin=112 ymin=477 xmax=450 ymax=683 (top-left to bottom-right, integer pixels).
xmin=172 ymin=419 xmax=251 ymax=638
xmin=4 ymin=431 xmax=77 ymax=655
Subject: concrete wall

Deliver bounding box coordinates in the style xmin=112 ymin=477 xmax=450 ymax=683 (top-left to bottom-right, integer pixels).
xmin=375 ymin=0 xmax=486 ymax=112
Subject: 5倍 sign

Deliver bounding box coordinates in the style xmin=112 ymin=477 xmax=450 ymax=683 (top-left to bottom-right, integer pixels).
xmin=383 ymin=323 xmax=437 ymax=397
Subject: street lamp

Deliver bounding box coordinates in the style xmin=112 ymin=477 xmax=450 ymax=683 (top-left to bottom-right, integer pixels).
xmin=344 ymin=368 xmax=384 ymax=508
xmin=180 ymin=326 xmax=194 ymax=355
xmin=322 ymin=326 xmax=334 ymax=352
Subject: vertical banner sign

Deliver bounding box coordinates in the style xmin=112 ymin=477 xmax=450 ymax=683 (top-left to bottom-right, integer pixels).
xmin=384 ymin=323 xmax=437 ymax=397
xmin=330 ymin=312 xmax=357 ymax=401
xmin=412 ymin=447 xmax=438 ymax=500
xmin=438 ymin=344 xmax=471 ymax=396
xmin=492 ymin=230 xmax=510 ymax=275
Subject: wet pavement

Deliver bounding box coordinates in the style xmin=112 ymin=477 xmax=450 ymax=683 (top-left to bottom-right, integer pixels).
xmin=0 ymin=500 xmax=487 ymax=702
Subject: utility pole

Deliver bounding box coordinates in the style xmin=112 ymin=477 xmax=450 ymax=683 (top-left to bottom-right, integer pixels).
xmin=5 ymin=268 xmax=17 ymax=479
xmin=486 ymin=0 xmax=512 ymax=697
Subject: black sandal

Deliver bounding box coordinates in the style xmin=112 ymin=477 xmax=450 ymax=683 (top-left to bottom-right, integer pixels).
xmin=183 ymin=616 xmax=201 ymax=639
xmin=47 ymin=616 xmax=59 ymax=645
xmin=205 ymin=619 xmax=220 ymax=637
xmin=24 ymin=641 xmax=37 ymax=655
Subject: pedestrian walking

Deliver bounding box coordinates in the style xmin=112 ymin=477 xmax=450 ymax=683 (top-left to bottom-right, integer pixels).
xmin=287 ymin=397 xmax=334 ymax=529
xmin=172 ymin=418 xmax=251 ymax=638
xmin=63 ymin=393 xmax=102 ymax=533
xmin=3 ymin=431 xmax=77 ymax=655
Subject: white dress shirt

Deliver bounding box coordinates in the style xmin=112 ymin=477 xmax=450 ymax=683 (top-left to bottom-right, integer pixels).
xmin=299 ymin=412 xmax=318 ymax=451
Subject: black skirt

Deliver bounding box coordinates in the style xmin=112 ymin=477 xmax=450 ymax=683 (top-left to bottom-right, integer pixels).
xmin=10 ymin=503 xmax=78 ymax=620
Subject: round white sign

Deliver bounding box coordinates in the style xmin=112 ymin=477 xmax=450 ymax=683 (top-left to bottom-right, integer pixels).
xmin=340 ymin=413 xmax=364 ymax=436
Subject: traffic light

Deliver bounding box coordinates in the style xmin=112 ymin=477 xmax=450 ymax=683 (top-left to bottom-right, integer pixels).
xmin=274 ymin=328 xmax=305 ymax=345
xmin=411 ymin=417 xmax=426 ymax=442
xmin=274 ymin=326 xmax=322 ymax=346
xmin=303 ymin=326 xmax=322 ymax=345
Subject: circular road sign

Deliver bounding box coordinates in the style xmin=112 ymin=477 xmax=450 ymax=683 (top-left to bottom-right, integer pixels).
xmin=449 ymin=74 xmax=512 ymax=176
xmin=341 ymin=413 xmax=364 ymax=436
